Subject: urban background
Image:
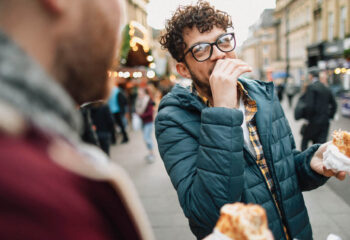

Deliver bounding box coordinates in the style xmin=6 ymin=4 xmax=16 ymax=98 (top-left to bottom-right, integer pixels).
xmin=112 ymin=0 xmax=350 ymax=97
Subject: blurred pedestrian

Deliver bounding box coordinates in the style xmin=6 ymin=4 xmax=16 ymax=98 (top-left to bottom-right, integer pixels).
xmin=108 ymin=85 xmax=129 ymax=143
xmin=275 ymin=78 xmax=285 ymax=102
xmin=301 ymin=70 xmax=337 ymax=150
xmin=136 ymin=87 xmax=155 ymax=163
xmin=118 ymin=85 xmax=129 ymax=128
xmin=0 ymin=0 xmax=154 ymax=239
xmin=79 ymin=104 xmax=100 ymax=146
xmin=285 ymin=78 xmax=297 ymax=107
xmin=90 ymin=102 xmax=116 ymax=155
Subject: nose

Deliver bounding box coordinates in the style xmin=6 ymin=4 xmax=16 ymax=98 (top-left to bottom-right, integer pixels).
xmin=210 ymin=45 xmax=225 ymax=61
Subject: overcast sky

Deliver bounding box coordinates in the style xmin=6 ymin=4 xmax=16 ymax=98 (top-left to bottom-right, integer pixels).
xmin=147 ymin=0 xmax=276 ymax=46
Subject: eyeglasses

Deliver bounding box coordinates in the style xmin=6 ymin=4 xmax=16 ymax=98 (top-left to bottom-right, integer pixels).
xmin=181 ymin=32 xmax=236 ymax=62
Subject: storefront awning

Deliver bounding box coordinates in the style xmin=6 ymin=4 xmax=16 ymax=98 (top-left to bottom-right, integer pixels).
xmin=272 ymin=72 xmax=289 ymax=79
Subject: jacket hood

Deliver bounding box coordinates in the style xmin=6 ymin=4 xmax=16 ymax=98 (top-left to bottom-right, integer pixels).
xmin=158 ymin=77 xmax=274 ymax=112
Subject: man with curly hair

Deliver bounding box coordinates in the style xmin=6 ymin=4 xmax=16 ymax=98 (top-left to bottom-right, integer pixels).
xmin=155 ymin=1 xmax=346 ymax=239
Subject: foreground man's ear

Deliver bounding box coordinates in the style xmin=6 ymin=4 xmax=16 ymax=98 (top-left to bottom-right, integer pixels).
xmin=39 ymin=0 xmax=66 ymax=15
xmin=176 ymin=62 xmax=191 ymax=79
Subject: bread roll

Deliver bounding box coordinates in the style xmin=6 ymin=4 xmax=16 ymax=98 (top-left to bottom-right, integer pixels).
xmin=332 ymin=130 xmax=350 ymax=158
xmin=215 ymin=203 xmax=271 ymax=240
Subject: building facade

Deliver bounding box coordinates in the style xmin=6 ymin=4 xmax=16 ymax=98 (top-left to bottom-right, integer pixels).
xmin=126 ymin=0 xmax=149 ymax=28
xmin=241 ymin=9 xmax=278 ymax=81
xmin=276 ymin=0 xmax=350 ymax=88
xmin=273 ymin=0 xmax=313 ymax=85
xmin=114 ymin=0 xmax=157 ymax=85
xmin=242 ymin=0 xmax=350 ymax=89
xmin=307 ymin=0 xmax=350 ymax=88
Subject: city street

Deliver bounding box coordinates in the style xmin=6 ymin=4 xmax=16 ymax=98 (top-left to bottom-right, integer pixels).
xmin=110 ymin=94 xmax=350 ymax=240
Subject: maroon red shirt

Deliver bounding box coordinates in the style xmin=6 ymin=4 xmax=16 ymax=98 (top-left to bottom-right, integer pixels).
xmin=0 ymin=126 xmax=141 ymax=240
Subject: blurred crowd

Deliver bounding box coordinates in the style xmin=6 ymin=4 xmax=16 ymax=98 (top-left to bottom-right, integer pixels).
xmin=79 ymin=78 xmax=168 ymax=161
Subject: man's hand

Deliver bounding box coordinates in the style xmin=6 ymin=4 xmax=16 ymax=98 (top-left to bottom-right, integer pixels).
xmin=310 ymin=142 xmax=347 ymax=180
xmin=209 ymin=59 xmax=252 ymax=109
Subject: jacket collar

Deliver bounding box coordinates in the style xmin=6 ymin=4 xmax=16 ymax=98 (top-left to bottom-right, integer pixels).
xmin=159 ymin=77 xmax=274 ymax=113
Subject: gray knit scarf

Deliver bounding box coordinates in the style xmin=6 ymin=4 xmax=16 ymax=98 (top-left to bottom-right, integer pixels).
xmin=0 ymin=30 xmax=82 ymax=143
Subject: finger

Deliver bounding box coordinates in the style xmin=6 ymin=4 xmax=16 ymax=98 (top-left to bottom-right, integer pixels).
xmin=214 ymin=59 xmax=250 ymax=74
xmin=228 ymin=58 xmax=249 ymax=66
xmin=231 ymin=65 xmax=253 ymax=79
xmin=210 ymin=63 xmax=251 ymax=86
xmin=336 ymin=171 xmax=346 ymax=181
xmin=225 ymin=59 xmax=251 ymax=73
xmin=213 ymin=59 xmax=232 ymax=73
xmin=228 ymin=63 xmax=252 ymax=76
xmin=322 ymin=166 xmax=336 ymax=177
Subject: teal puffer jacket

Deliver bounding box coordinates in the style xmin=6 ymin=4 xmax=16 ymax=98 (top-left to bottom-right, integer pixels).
xmin=155 ymin=78 xmax=328 ymax=240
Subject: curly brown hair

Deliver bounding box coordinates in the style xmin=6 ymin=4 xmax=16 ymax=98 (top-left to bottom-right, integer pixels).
xmin=160 ymin=1 xmax=233 ymax=62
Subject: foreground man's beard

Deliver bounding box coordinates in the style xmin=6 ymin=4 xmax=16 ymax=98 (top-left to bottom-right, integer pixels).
xmin=54 ymin=5 xmax=118 ymax=105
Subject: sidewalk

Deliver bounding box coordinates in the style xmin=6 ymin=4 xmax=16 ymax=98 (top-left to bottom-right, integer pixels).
xmin=111 ymin=100 xmax=350 ymax=239
xmin=110 ymin=130 xmax=195 ymax=240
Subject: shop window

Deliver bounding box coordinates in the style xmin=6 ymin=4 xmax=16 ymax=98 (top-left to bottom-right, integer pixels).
xmin=339 ymin=7 xmax=347 ymax=39
xmin=328 ymin=12 xmax=334 ymax=41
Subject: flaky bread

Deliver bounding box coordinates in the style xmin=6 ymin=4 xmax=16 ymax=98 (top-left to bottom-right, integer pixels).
xmin=333 ymin=130 xmax=350 ymax=158
xmin=215 ymin=203 xmax=270 ymax=240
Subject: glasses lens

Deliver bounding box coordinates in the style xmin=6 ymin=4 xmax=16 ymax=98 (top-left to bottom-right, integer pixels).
xmin=192 ymin=43 xmax=211 ymax=61
xmin=217 ymin=34 xmax=235 ymax=52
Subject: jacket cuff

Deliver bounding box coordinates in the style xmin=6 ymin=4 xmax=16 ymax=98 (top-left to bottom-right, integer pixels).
xmin=302 ymin=144 xmax=329 ymax=189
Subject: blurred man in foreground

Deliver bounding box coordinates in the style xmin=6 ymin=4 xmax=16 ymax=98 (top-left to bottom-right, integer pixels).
xmin=0 ymin=0 xmax=154 ymax=239
xmin=155 ymin=1 xmax=346 ymax=239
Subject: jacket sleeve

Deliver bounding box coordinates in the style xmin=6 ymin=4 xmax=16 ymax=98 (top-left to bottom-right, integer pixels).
xmin=289 ymin=133 xmax=329 ymax=191
xmin=155 ymin=106 xmax=245 ymax=234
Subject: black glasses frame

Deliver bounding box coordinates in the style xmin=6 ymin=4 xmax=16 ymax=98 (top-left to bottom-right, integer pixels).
xmin=181 ymin=32 xmax=236 ymax=62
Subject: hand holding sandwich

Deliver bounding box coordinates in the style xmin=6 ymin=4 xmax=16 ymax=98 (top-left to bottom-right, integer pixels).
xmin=209 ymin=59 xmax=252 ymax=109
xmin=310 ymin=142 xmax=347 ymax=180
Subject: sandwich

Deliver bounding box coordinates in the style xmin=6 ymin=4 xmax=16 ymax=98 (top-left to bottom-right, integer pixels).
xmin=323 ymin=130 xmax=350 ymax=172
xmin=214 ymin=203 xmax=272 ymax=240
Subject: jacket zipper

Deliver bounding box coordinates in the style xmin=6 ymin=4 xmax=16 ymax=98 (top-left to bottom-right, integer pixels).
xmin=244 ymin=144 xmax=289 ymax=240
xmin=263 ymin=136 xmax=291 ymax=240
xmin=265 ymin=83 xmax=291 ymax=239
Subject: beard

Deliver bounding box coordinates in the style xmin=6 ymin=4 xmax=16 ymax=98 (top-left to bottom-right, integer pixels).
xmin=54 ymin=4 xmax=119 ymax=105
xmin=186 ymin=63 xmax=214 ymax=99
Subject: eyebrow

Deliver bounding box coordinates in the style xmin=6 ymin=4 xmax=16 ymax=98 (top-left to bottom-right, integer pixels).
xmin=188 ymin=32 xmax=228 ymax=49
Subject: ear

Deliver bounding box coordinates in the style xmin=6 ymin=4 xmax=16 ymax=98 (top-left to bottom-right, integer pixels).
xmin=39 ymin=0 xmax=66 ymax=15
xmin=176 ymin=62 xmax=191 ymax=79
